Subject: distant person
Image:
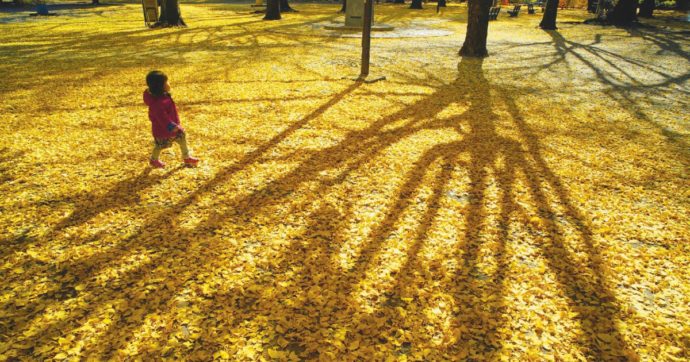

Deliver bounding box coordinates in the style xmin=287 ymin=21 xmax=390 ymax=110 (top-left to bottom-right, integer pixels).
xmin=143 ymin=70 xmax=199 ymax=168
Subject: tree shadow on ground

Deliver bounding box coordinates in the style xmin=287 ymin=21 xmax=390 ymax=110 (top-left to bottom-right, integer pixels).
xmin=543 ymin=29 xmax=689 ymax=167
xmin=195 ymin=57 xmax=631 ymax=359
xmin=0 ymin=81 xmax=361 ymax=355
xmin=4 ymin=56 xmax=635 ymax=360
xmin=6 ymin=20 xmax=680 ymax=358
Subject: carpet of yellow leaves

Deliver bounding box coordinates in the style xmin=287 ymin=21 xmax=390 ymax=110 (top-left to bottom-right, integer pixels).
xmin=0 ymin=1 xmax=688 ymax=361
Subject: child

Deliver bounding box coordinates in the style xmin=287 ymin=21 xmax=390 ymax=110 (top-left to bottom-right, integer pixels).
xmin=144 ymin=70 xmax=199 ymax=168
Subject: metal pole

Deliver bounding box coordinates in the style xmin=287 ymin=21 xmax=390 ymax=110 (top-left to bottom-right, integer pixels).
xmin=360 ymin=0 xmax=373 ymax=78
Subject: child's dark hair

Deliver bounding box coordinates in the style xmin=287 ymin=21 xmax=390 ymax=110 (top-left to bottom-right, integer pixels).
xmin=146 ymin=70 xmax=168 ymax=97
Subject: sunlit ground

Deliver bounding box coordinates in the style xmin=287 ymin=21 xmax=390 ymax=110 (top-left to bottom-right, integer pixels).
xmin=0 ymin=1 xmax=688 ymax=360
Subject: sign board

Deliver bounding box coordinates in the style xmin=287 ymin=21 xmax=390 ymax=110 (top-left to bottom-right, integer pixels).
xmin=346 ymin=0 xmax=373 ymax=27
xmin=142 ymin=0 xmax=159 ymax=27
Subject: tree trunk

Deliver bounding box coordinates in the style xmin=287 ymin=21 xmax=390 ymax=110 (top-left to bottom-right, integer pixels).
xmin=587 ymin=0 xmax=596 ymax=12
xmin=394 ymin=0 xmax=405 ymax=4
xmin=638 ymin=0 xmax=654 ymax=17
xmin=594 ymin=0 xmax=606 ymax=20
xmin=264 ymin=0 xmax=281 ymax=20
xmin=280 ymin=0 xmax=296 ymax=12
xmin=159 ymin=0 xmax=186 ymax=27
xmin=410 ymin=0 xmax=423 ymax=8
xmin=676 ymin=0 xmax=689 ymax=11
xmin=340 ymin=0 xmax=346 ymax=13
xmin=438 ymin=0 xmax=447 ymax=6
xmin=606 ymin=0 xmax=637 ymax=25
xmin=459 ymin=0 xmax=492 ymax=57
xmin=539 ymin=0 xmax=559 ymax=29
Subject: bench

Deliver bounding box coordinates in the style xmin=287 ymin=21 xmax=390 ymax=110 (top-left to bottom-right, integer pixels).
xmin=488 ymin=6 xmax=500 ymax=20
xmin=527 ymin=3 xmax=544 ymax=14
xmin=507 ymin=4 xmax=521 ymax=17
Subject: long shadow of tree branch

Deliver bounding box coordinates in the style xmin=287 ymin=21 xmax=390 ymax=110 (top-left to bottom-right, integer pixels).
xmin=4 ymin=37 xmax=656 ymax=360
xmin=544 ymin=29 xmax=689 ymax=167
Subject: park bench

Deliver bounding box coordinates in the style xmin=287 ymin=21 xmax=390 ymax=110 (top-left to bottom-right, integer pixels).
xmin=527 ymin=3 xmax=545 ymax=14
xmin=507 ymin=4 xmax=521 ymax=17
xmin=532 ymin=1 xmax=545 ymax=9
xmin=489 ymin=6 xmax=500 ymax=20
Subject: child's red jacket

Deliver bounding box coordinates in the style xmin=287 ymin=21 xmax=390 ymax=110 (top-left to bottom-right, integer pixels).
xmin=143 ymin=90 xmax=184 ymax=140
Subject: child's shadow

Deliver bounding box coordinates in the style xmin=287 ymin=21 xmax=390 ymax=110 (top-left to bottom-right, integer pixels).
xmin=52 ymin=166 xmax=182 ymax=232
xmin=2 ymin=166 xmax=182 ymax=261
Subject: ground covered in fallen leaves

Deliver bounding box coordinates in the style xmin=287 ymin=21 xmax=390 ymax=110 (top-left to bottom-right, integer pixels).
xmin=1 ymin=1 xmax=689 ymax=360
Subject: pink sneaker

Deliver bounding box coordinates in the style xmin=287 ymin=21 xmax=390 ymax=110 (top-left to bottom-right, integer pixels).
xmin=183 ymin=157 xmax=199 ymax=167
xmin=149 ymin=159 xmax=165 ymax=168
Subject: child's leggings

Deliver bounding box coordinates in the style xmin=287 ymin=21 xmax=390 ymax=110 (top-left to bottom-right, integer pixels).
xmin=151 ymin=133 xmax=190 ymax=160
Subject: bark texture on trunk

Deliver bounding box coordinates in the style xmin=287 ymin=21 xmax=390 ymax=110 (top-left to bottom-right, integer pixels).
xmin=158 ymin=0 xmax=186 ymax=27
xmin=606 ymin=0 xmax=637 ymax=25
xmin=410 ymin=0 xmax=423 ymax=9
xmin=638 ymin=0 xmax=654 ymax=17
xmin=340 ymin=0 xmax=346 ymax=13
xmin=264 ymin=0 xmax=281 ymax=19
xmin=539 ymin=0 xmax=559 ymax=29
xmin=459 ymin=0 xmax=492 ymax=58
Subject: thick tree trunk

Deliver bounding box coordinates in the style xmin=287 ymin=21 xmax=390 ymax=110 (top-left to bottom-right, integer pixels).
xmin=264 ymin=0 xmax=281 ymax=19
xmin=459 ymin=0 xmax=492 ymax=57
xmin=539 ymin=0 xmax=559 ymax=29
xmin=638 ymin=0 xmax=654 ymax=17
xmin=587 ymin=0 xmax=596 ymax=12
xmin=607 ymin=0 xmax=637 ymax=25
xmin=676 ymin=0 xmax=689 ymax=11
xmin=159 ymin=0 xmax=186 ymax=27
xmin=280 ymin=0 xmax=296 ymax=12
xmin=410 ymin=0 xmax=423 ymax=8
xmin=340 ymin=0 xmax=346 ymax=13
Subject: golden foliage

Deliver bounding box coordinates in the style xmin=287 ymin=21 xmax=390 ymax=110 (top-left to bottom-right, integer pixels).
xmin=0 ymin=3 xmax=688 ymax=361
